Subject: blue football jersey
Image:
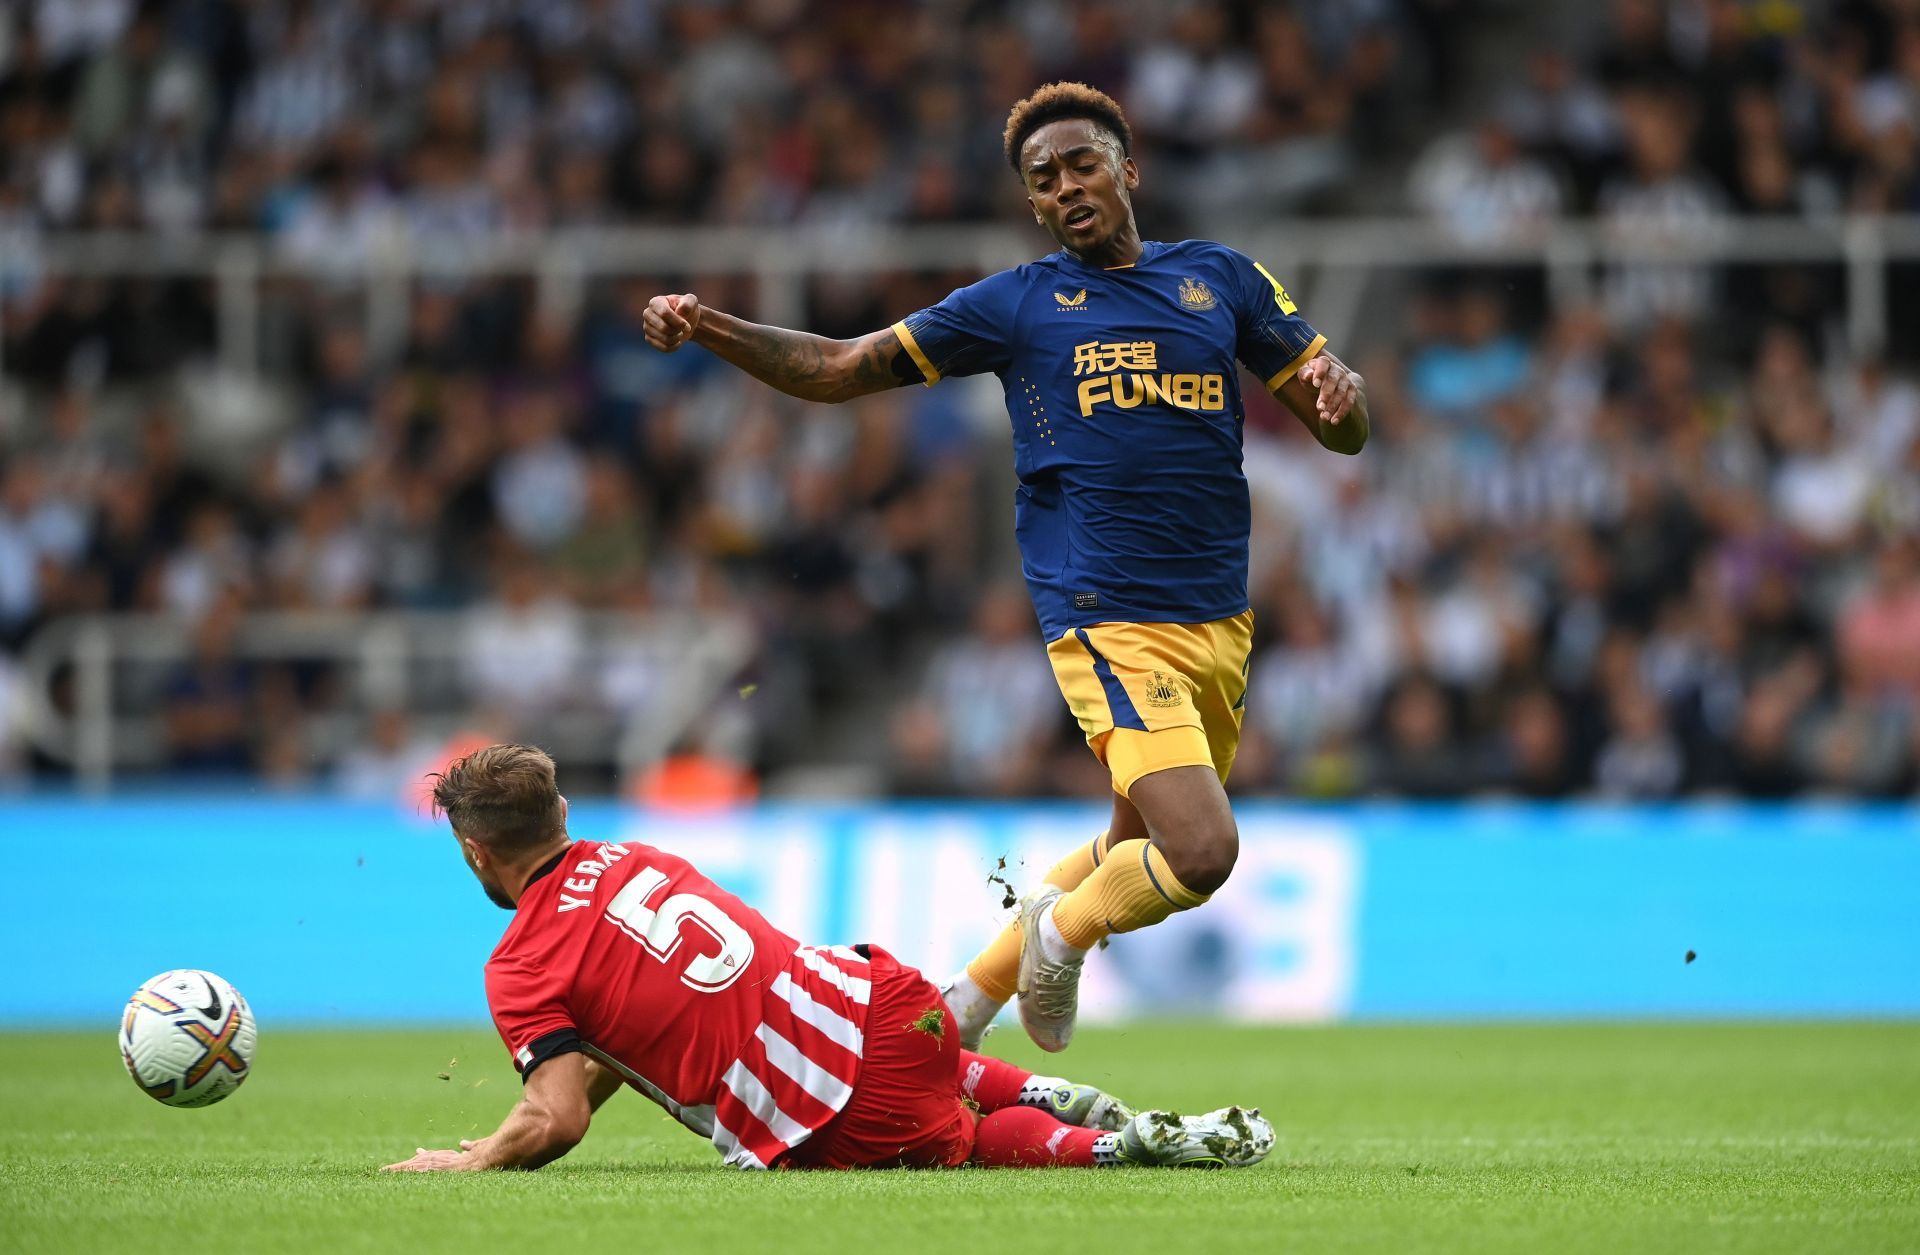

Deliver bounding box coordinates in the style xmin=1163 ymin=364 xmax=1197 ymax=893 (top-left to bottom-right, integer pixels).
xmin=892 ymin=239 xmax=1326 ymax=638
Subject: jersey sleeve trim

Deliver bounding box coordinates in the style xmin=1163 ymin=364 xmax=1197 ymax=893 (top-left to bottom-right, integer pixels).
xmin=1264 ymin=333 xmax=1328 ymax=393
xmin=890 ymin=320 xmax=940 ymax=387
xmin=514 ymin=1027 xmax=585 ymax=1082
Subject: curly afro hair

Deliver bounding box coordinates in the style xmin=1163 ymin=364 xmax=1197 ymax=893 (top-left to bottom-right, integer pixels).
xmin=1002 ymin=82 xmax=1133 ymax=173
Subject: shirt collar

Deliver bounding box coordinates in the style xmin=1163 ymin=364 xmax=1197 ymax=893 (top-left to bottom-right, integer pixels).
xmin=522 ymin=845 xmax=570 ymax=891
xmin=1058 ymin=239 xmax=1159 ymax=272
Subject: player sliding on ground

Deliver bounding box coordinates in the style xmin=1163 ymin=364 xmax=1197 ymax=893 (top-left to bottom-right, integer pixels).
xmin=381 ymin=745 xmax=1273 ymax=1173
xmin=644 ymin=82 xmax=1370 ymax=1054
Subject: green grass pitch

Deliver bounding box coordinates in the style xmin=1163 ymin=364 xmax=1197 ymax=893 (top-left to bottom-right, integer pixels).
xmin=2 ymin=1023 xmax=1916 ymax=1254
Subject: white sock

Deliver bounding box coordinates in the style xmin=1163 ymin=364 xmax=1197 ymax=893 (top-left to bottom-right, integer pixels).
xmin=1039 ymin=902 xmax=1089 ymax=963
xmin=941 ymin=971 xmax=1003 ymax=1037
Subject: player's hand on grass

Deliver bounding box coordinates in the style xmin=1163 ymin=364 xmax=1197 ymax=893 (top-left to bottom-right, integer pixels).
xmin=1298 ymin=354 xmax=1363 ymax=424
xmin=644 ymin=293 xmax=702 ymax=352
xmin=381 ymin=1146 xmax=469 ymax=1172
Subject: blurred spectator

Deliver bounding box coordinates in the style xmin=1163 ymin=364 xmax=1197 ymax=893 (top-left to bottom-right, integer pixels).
xmin=161 ymin=591 xmax=252 ymax=773
xmin=491 ymin=389 xmax=588 ymax=550
xmin=1497 ymin=49 xmax=1619 ymax=203
xmin=553 ymin=454 xmax=648 ymax=606
xmin=0 ymin=460 xmax=51 ymax=646
xmin=1715 ymin=665 xmax=1816 ymax=798
xmin=276 ymin=151 xmax=400 ymax=280
xmin=157 ymin=501 xmax=251 ymax=619
xmin=334 ymin=707 xmax=441 ymax=801
xmin=1593 ymin=682 xmax=1685 ymax=798
xmin=891 ymin=584 xmax=1058 ymax=796
xmin=1410 ymin=119 xmax=1565 ymax=245
xmin=1486 ymin=686 xmax=1580 ymax=797
xmin=1368 ymin=673 xmax=1472 ymax=797
xmin=1838 ymin=539 xmax=1920 ymax=705
xmin=266 ymin=480 xmax=371 ymax=610
xmin=1249 ymin=597 xmax=1376 ymax=769
xmin=461 ymin=553 xmax=583 ymax=717
xmin=1404 ymin=288 xmax=1533 ymax=424
xmin=1599 ymin=89 xmax=1727 ymax=326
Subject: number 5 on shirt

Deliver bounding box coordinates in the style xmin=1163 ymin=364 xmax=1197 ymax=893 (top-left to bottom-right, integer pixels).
xmin=605 ymin=867 xmax=756 ymax=993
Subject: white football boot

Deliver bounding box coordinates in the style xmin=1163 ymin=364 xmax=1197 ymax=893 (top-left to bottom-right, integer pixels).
xmin=1014 ymin=885 xmax=1084 ymax=1053
xmin=1114 ymin=1106 xmax=1276 ymax=1168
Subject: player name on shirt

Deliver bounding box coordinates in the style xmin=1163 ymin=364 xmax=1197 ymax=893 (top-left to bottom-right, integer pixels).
xmin=556 ymin=841 xmax=630 ymax=912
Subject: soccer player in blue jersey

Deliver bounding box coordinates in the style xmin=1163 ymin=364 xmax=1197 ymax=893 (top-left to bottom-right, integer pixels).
xmin=644 ymin=82 xmax=1369 ymax=1054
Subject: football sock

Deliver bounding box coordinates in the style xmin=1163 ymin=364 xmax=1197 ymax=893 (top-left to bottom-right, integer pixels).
xmin=969 ymin=1106 xmax=1111 ymax=1168
xmin=963 ymin=830 xmax=1113 ymax=1004
xmin=1038 ymin=905 xmax=1086 ymax=962
xmin=941 ymin=972 xmax=1002 ymax=1038
xmin=1048 ymin=839 xmax=1210 ymax=952
xmin=1015 ymin=1074 xmax=1077 ymax=1112
xmin=958 ymin=1050 xmax=1032 ymax=1114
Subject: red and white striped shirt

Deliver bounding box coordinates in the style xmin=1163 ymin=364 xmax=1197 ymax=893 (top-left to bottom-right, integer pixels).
xmin=486 ymin=840 xmax=871 ymax=1169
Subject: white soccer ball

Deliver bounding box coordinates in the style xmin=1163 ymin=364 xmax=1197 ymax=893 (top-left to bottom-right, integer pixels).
xmin=120 ymin=969 xmax=257 ymax=1108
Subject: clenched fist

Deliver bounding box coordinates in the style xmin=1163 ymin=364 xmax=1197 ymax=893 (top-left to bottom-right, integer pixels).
xmin=643 ymin=293 xmax=703 ymax=352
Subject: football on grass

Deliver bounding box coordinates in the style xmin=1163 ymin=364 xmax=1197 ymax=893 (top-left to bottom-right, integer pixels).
xmin=120 ymin=970 xmax=256 ymax=1107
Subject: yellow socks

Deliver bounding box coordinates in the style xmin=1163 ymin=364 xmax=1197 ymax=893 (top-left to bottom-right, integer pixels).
xmin=964 ymin=831 xmax=1112 ymax=1003
xmin=960 ymin=833 xmax=1210 ymax=1001
xmin=1049 ymin=839 xmax=1210 ymax=951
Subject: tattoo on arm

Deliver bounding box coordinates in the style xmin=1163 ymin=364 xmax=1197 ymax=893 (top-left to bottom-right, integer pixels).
xmin=858 ymin=328 xmax=927 ymax=392
xmin=697 ymin=313 xmax=915 ymax=403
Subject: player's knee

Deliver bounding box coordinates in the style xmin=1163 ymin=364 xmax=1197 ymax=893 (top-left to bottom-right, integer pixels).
xmin=1161 ymin=821 xmax=1237 ymax=896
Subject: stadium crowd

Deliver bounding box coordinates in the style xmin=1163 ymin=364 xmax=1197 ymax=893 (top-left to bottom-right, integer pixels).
xmin=1 ymin=0 xmax=1918 ymax=797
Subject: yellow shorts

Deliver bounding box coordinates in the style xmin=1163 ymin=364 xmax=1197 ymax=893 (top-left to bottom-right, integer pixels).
xmin=1046 ymin=611 xmax=1254 ymax=796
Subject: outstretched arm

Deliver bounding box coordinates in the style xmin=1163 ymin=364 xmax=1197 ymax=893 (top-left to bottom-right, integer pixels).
xmin=644 ymin=293 xmax=918 ymax=404
xmin=381 ymin=1052 xmax=593 ymax=1172
xmin=1276 ymin=349 xmax=1369 ymax=455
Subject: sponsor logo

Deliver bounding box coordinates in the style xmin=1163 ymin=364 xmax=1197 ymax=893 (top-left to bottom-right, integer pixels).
xmin=962 ymin=1060 xmax=986 ymax=1097
xmin=1073 ymin=341 xmax=1156 ymax=375
xmin=1178 ymin=276 xmax=1217 ymax=311
xmin=1071 ymin=338 xmax=1224 ymax=416
xmin=1054 ymin=288 xmax=1089 ymax=308
xmin=196 ymin=978 xmax=223 ymax=1022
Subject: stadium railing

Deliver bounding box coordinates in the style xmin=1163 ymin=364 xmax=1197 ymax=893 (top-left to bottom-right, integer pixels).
xmin=5 ymin=215 xmax=1919 ymax=377
xmin=17 ymin=610 xmax=755 ymax=786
